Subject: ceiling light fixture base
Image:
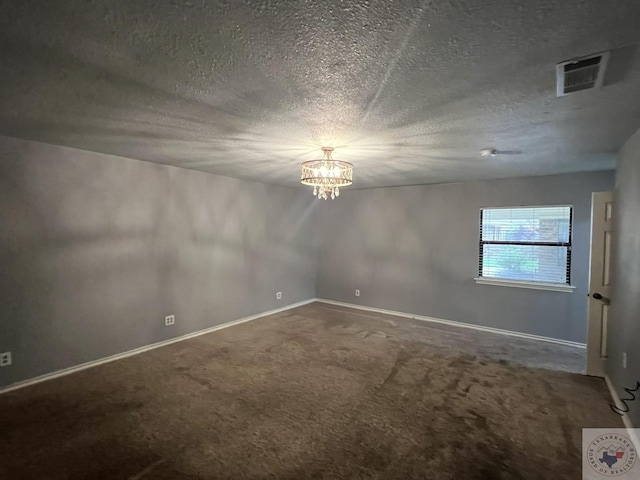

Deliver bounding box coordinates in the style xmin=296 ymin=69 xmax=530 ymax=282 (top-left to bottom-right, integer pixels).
xmin=480 ymin=148 xmax=498 ymax=158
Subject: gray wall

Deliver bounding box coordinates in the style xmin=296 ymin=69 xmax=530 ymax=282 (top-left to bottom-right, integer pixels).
xmin=316 ymin=171 xmax=615 ymax=343
xmin=608 ymin=127 xmax=640 ymax=428
xmin=0 ymin=136 xmax=318 ymax=388
xmin=0 ymin=133 xmax=623 ymax=390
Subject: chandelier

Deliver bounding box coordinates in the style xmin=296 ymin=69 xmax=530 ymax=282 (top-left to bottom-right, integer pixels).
xmin=300 ymin=147 xmax=353 ymax=200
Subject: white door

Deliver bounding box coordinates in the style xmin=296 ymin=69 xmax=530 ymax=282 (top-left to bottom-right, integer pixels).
xmin=586 ymin=191 xmax=615 ymax=377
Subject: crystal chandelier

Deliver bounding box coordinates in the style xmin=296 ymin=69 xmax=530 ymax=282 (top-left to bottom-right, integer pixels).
xmin=300 ymin=147 xmax=353 ymax=200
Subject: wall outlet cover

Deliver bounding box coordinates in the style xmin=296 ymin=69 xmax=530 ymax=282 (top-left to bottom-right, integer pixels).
xmin=276 ymin=291 xmax=282 ymax=300
xmin=0 ymin=352 xmax=12 ymax=367
xmin=355 ymin=289 xmax=360 ymax=297
xmin=165 ymin=315 xmax=175 ymax=326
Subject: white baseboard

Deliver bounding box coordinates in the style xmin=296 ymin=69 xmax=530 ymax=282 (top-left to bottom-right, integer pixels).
xmin=0 ymin=298 xmax=588 ymax=396
xmin=605 ymin=375 xmax=639 ymax=429
xmin=315 ymin=298 xmax=587 ymax=349
xmin=0 ymin=298 xmax=315 ymax=395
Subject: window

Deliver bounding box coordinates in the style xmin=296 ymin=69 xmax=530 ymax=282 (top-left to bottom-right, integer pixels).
xmin=477 ymin=205 xmax=573 ymax=288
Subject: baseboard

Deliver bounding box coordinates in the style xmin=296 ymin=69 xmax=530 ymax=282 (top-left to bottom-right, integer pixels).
xmin=315 ymin=298 xmax=587 ymax=349
xmin=0 ymin=298 xmax=587 ymax=396
xmin=605 ymin=375 xmax=639 ymax=445
xmin=0 ymin=298 xmax=315 ymax=395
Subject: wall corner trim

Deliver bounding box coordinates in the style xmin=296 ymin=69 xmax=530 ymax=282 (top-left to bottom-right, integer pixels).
xmin=605 ymin=375 xmax=640 ymax=451
xmin=315 ymin=298 xmax=587 ymax=349
xmin=605 ymin=375 xmax=639 ymax=435
xmin=0 ymin=298 xmax=316 ymax=395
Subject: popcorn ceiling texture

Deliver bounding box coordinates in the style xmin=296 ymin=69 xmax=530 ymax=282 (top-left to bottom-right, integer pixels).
xmin=0 ymin=0 xmax=639 ymax=188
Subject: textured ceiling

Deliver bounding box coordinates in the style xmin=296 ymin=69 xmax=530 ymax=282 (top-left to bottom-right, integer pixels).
xmin=1 ymin=0 xmax=640 ymax=188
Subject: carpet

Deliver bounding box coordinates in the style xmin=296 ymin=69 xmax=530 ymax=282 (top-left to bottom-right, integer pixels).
xmin=0 ymin=302 xmax=622 ymax=479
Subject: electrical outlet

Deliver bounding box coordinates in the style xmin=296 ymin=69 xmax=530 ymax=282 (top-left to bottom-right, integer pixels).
xmin=0 ymin=352 xmax=12 ymax=367
xmin=276 ymin=291 xmax=282 ymax=300
xmin=355 ymin=289 xmax=360 ymax=297
xmin=622 ymin=352 xmax=627 ymax=369
xmin=165 ymin=315 xmax=175 ymax=326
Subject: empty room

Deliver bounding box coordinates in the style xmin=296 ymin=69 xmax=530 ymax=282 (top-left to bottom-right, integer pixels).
xmin=1 ymin=1 xmax=639 ymax=479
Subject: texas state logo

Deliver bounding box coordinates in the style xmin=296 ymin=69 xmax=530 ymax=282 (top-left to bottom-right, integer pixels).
xmin=583 ymin=429 xmax=638 ymax=479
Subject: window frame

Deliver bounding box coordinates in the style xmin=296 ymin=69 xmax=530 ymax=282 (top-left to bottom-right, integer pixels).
xmin=474 ymin=204 xmax=575 ymax=293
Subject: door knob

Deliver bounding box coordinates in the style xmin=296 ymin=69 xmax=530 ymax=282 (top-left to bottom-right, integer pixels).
xmin=589 ymin=292 xmax=610 ymax=304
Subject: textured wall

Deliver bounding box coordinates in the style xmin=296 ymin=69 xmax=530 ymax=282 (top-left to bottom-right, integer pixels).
xmin=608 ymin=128 xmax=640 ymax=427
xmin=315 ymin=171 xmax=615 ymax=343
xmin=0 ymin=136 xmax=318 ymax=388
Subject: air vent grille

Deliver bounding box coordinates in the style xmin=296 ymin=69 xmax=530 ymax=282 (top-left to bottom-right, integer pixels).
xmin=556 ymin=52 xmax=609 ymax=96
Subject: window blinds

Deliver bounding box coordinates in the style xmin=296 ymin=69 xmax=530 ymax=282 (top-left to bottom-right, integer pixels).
xmin=479 ymin=206 xmax=572 ymax=284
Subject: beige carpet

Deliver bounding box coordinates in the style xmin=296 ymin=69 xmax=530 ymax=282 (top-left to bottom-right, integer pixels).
xmin=0 ymin=302 xmax=622 ymax=479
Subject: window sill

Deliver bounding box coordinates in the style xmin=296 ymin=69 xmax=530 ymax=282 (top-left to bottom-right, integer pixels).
xmin=473 ymin=277 xmax=576 ymax=293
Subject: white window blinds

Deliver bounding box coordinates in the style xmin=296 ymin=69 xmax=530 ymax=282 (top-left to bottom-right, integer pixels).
xmin=479 ymin=206 xmax=572 ymax=284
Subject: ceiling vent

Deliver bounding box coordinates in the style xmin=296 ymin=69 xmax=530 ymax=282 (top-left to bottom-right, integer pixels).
xmin=556 ymin=52 xmax=610 ymax=96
